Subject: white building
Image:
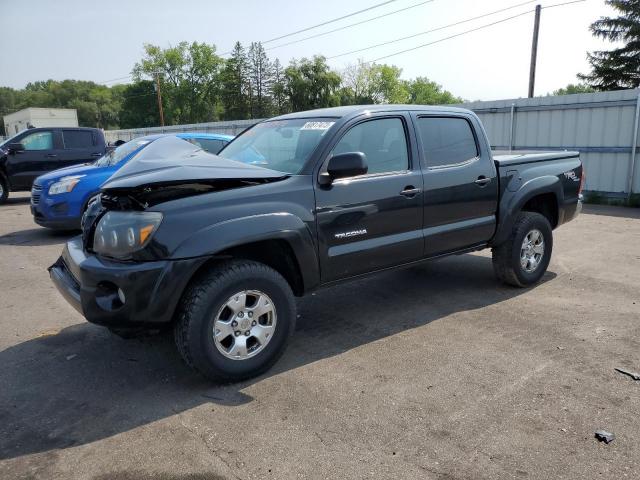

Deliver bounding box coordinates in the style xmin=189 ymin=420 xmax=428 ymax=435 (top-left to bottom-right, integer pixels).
xmin=3 ymin=108 xmax=78 ymax=136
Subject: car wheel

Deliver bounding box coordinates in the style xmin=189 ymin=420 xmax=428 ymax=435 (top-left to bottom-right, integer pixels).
xmin=492 ymin=211 xmax=553 ymax=287
xmin=174 ymin=260 xmax=296 ymax=382
xmin=0 ymin=176 xmax=8 ymax=204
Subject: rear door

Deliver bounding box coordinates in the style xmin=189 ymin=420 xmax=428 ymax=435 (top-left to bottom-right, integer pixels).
xmin=411 ymin=113 xmax=498 ymax=256
xmin=314 ymin=113 xmax=424 ymax=282
xmin=4 ymin=129 xmax=59 ymax=189
xmin=59 ymin=129 xmax=102 ymax=167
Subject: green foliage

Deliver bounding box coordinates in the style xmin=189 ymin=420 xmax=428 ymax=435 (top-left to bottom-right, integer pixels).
xmin=284 ymin=56 xmax=342 ymax=111
xmin=578 ymin=0 xmax=640 ymax=90
xmin=405 ymin=77 xmax=462 ymax=105
xmin=2 ymin=42 xmax=465 ymax=134
xmin=118 ymin=80 xmax=159 ymax=129
xmin=552 ymin=84 xmax=597 ymax=96
xmin=133 ymin=41 xmax=224 ymax=124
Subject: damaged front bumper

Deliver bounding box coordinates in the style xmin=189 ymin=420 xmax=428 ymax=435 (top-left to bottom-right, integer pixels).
xmin=49 ymin=236 xmax=205 ymax=328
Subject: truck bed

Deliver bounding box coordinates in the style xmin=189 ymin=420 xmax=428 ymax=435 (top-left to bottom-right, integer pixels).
xmin=492 ymin=150 xmax=580 ymax=167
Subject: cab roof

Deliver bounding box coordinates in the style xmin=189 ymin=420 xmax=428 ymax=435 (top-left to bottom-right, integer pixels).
xmin=270 ymin=104 xmax=472 ymax=121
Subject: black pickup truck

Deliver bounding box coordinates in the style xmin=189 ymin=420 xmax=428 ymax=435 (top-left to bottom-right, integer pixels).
xmin=0 ymin=127 xmax=107 ymax=204
xmin=49 ymin=105 xmax=583 ymax=382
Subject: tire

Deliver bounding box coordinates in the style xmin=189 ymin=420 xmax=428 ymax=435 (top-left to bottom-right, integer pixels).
xmin=0 ymin=176 xmax=8 ymax=204
xmin=174 ymin=260 xmax=296 ymax=382
xmin=492 ymin=211 xmax=553 ymax=287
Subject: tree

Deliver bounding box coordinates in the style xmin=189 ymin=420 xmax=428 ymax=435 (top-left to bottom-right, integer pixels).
xmin=578 ymin=0 xmax=640 ymax=90
xmin=271 ymin=59 xmax=288 ymax=115
xmin=552 ymin=83 xmax=596 ymax=96
xmin=247 ymin=42 xmax=274 ymax=118
xmin=133 ymin=41 xmax=224 ymax=124
xmin=340 ymin=61 xmax=408 ymax=104
xmin=118 ymin=81 xmax=159 ymax=128
xmin=405 ymin=77 xmax=462 ymax=105
xmin=220 ymin=42 xmax=250 ymax=121
xmin=284 ymin=56 xmax=341 ymax=111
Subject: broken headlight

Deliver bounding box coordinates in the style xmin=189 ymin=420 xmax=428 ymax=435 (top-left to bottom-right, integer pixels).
xmin=93 ymin=211 xmax=163 ymax=258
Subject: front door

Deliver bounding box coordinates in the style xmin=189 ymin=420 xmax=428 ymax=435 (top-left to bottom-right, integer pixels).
xmin=315 ymin=115 xmax=424 ymax=282
xmin=412 ymin=114 xmax=498 ymax=256
xmin=5 ymin=129 xmax=59 ymax=189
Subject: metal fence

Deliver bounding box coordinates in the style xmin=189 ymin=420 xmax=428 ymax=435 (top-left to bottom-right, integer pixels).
xmin=105 ymin=88 xmax=640 ymax=196
xmin=104 ymin=119 xmax=261 ymax=144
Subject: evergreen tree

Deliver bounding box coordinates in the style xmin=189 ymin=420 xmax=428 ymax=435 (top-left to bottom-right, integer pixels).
xmin=578 ymin=0 xmax=640 ymax=90
xmin=220 ymin=42 xmax=250 ymax=120
xmin=247 ymin=42 xmax=274 ymax=118
xmin=271 ymin=59 xmax=289 ymax=115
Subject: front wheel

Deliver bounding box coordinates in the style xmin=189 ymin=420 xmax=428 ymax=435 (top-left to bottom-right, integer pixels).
xmin=492 ymin=212 xmax=553 ymax=287
xmin=174 ymin=260 xmax=296 ymax=382
xmin=0 ymin=176 xmax=8 ymax=204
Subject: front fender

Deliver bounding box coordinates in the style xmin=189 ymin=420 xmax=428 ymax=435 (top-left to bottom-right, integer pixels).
xmin=492 ymin=175 xmax=562 ymax=246
xmin=172 ymin=212 xmax=320 ymax=291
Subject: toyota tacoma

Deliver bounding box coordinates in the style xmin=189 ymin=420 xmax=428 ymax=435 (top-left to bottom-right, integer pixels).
xmin=49 ymin=105 xmax=584 ymax=382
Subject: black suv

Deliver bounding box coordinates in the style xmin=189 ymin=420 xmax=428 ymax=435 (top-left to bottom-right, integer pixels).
xmin=0 ymin=127 xmax=107 ymax=203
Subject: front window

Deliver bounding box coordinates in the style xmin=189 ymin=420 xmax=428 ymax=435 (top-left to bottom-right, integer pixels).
xmin=95 ymin=139 xmax=151 ymax=167
xmin=21 ymin=131 xmax=53 ymax=150
xmin=219 ymin=118 xmax=336 ymax=174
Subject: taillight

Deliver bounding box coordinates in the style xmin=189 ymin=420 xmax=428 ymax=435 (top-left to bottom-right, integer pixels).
xmin=579 ymin=167 xmax=586 ymax=195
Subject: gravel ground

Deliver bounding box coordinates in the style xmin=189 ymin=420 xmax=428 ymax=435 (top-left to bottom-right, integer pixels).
xmin=1 ymin=191 xmax=639 ymax=480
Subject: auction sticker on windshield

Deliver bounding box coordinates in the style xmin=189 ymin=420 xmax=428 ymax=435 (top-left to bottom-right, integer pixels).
xmin=300 ymin=121 xmax=335 ymax=130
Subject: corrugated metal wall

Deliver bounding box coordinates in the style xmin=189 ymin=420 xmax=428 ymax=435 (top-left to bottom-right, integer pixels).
xmin=106 ymin=88 xmax=640 ymax=195
xmin=461 ymin=89 xmax=640 ymax=194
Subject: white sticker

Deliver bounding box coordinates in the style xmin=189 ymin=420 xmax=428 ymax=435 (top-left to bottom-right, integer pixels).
xmin=300 ymin=121 xmax=335 ymax=131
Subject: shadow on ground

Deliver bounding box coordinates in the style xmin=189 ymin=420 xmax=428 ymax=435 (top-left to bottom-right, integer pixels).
xmin=0 ymin=254 xmax=555 ymax=460
xmin=582 ymin=204 xmax=640 ymax=219
xmin=0 ymin=228 xmax=76 ymax=246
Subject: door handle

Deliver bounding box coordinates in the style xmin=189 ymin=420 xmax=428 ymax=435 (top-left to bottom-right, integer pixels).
xmin=45 ymin=154 xmax=57 ymax=158
xmin=475 ymin=176 xmax=491 ymax=187
xmin=91 ymin=153 xmax=102 ymax=157
xmin=400 ymin=186 xmax=421 ymax=198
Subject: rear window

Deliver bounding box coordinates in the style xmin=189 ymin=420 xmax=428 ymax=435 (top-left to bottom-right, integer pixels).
xmin=63 ymin=130 xmax=94 ymax=149
xmin=416 ymin=117 xmax=478 ymax=168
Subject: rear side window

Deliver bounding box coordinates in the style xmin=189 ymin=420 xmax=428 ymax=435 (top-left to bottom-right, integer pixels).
xmin=331 ymin=117 xmax=409 ymax=175
xmin=417 ymin=117 xmax=478 ymax=168
xmin=63 ymin=130 xmax=94 ymax=149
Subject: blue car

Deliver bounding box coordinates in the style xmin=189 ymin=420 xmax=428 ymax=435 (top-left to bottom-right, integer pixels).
xmin=31 ymin=132 xmax=234 ymax=230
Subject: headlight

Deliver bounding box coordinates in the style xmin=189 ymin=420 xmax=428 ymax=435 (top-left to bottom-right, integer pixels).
xmin=48 ymin=175 xmax=85 ymax=195
xmin=93 ymin=211 xmax=163 ymax=258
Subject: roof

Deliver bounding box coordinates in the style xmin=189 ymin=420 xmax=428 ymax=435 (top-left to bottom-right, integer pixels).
xmin=133 ymin=132 xmax=234 ymax=142
xmin=271 ymin=104 xmax=473 ymax=120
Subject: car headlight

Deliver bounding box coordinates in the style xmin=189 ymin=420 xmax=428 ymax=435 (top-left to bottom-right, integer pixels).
xmin=48 ymin=175 xmax=85 ymax=195
xmin=93 ymin=211 xmax=163 ymax=258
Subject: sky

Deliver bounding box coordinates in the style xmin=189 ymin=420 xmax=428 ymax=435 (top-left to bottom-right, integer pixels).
xmin=0 ymin=0 xmax=618 ymax=101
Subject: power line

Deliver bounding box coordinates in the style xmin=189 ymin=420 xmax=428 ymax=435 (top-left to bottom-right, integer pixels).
xmin=327 ymin=0 xmax=536 ymax=60
xmin=221 ymin=0 xmax=400 ymax=54
xmin=266 ymin=0 xmax=435 ymax=52
xmin=262 ymin=0 xmax=399 ymax=44
xmin=364 ymin=0 xmax=586 ymax=64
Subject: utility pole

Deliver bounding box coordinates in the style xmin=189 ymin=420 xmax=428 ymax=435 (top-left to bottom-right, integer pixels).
xmin=155 ymin=72 xmax=165 ymax=127
xmin=528 ymin=4 xmax=541 ymax=98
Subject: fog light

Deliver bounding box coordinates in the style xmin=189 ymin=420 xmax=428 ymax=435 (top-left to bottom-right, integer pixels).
xmin=117 ymin=288 xmax=126 ymax=304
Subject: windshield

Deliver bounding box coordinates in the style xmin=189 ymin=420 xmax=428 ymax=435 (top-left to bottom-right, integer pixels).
xmin=95 ymin=138 xmax=152 ymax=167
xmin=218 ymin=118 xmax=336 ymax=174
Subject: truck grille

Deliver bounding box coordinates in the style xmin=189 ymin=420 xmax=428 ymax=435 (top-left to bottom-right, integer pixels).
xmin=31 ymin=184 xmax=43 ymax=205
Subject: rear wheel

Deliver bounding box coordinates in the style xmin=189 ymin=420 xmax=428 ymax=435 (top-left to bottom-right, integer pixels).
xmin=174 ymin=260 xmax=296 ymax=382
xmin=492 ymin=212 xmax=553 ymax=287
xmin=0 ymin=176 xmax=8 ymax=204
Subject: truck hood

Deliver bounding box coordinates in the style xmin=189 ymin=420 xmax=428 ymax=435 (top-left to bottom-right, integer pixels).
xmin=102 ymin=136 xmax=285 ymax=191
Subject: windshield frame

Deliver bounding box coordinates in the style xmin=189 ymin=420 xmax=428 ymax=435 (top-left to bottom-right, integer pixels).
xmin=218 ymin=117 xmax=340 ymax=175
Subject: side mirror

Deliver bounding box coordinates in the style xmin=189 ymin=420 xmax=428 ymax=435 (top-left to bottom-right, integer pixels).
xmin=7 ymin=142 xmax=24 ymax=154
xmin=319 ymin=152 xmax=368 ymax=185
